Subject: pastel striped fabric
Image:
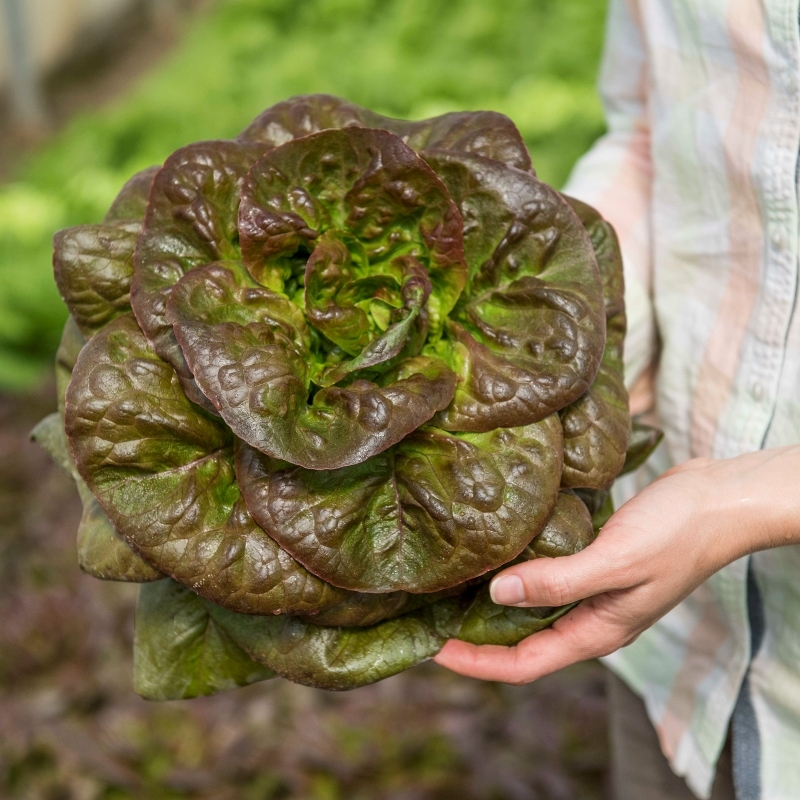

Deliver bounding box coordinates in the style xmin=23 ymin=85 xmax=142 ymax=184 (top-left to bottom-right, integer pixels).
xmin=563 ymin=1 xmax=800 ymax=797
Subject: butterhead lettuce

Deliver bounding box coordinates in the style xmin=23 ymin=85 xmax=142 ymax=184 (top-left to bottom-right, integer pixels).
xmin=33 ymin=95 xmax=661 ymax=698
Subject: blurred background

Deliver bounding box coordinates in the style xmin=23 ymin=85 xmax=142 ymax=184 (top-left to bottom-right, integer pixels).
xmin=0 ymin=1 xmax=610 ymax=797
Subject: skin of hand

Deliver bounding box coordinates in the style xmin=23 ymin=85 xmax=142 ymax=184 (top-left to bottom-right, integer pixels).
xmin=434 ymin=445 xmax=800 ymax=685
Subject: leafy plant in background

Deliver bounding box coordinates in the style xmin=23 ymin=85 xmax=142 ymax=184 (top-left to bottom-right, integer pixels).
xmin=33 ymin=95 xmax=661 ymax=698
xmin=0 ymin=0 xmax=607 ymax=390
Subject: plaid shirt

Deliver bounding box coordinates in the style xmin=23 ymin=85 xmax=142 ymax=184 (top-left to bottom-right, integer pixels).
xmin=564 ymin=1 xmax=800 ymax=798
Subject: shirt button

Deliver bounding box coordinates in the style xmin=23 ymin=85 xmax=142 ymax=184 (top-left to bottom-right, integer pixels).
xmin=770 ymin=229 xmax=787 ymax=250
xmin=750 ymin=381 xmax=766 ymax=402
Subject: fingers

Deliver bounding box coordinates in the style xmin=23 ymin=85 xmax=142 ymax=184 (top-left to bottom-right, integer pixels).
xmin=489 ymin=538 xmax=641 ymax=608
xmin=433 ymin=599 xmax=635 ymax=684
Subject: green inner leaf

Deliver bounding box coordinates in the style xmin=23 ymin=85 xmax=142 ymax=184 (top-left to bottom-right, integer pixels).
xmin=167 ymin=261 xmax=457 ymax=470
xmin=238 ymin=127 xmax=467 ymax=342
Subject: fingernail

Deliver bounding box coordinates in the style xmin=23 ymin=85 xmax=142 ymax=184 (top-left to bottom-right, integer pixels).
xmin=490 ymin=575 xmax=526 ymax=605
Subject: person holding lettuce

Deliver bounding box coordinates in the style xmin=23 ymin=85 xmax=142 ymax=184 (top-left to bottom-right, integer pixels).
xmin=435 ymin=2 xmax=800 ymax=798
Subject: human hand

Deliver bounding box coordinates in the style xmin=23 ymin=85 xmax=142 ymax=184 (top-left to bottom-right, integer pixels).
xmin=434 ymin=446 xmax=800 ymax=684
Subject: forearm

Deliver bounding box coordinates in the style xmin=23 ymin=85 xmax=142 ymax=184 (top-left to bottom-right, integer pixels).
xmin=688 ymin=445 xmax=800 ymax=560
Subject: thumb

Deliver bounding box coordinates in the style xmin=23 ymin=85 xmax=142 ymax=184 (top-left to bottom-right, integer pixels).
xmin=489 ymin=537 xmax=637 ymax=608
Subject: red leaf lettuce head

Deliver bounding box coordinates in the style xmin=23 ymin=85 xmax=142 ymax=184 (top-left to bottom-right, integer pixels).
xmin=35 ymin=95 xmax=661 ymax=698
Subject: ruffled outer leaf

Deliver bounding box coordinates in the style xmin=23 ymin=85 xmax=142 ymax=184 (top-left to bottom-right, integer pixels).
xmin=235 ymin=415 xmax=563 ymax=594
xmin=104 ymin=166 xmax=160 ymax=228
xmin=420 ymin=151 xmax=607 ymax=432
xmin=55 ymin=316 xmax=86 ymax=416
xmin=31 ymin=412 xmax=73 ymax=476
xmin=64 ymin=314 xmax=363 ymax=615
xmin=456 ymin=490 xmax=594 ymax=646
xmin=565 ymin=195 xmax=624 ymax=319
xmin=560 ymin=313 xmax=630 ymax=489
xmin=130 ymin=140 xmax=267 ymax=409
xmin=76 ymin=493 xmax=164 ymax=582
xmin=130 ymin=484 xmax=602 ymax=694
xmin=54 ymin=225 xmax=139 ymax=338
xmin=575 ymin=488 xmax=615 ymax=532
xmin=208 ymin=588 xmax=471 ymax=691
xmin=32 ymin=409 xmax=162 ymax=583
xmin=457 ymin=591 xmax=575 ymax=647
xmin=299 ymin=584 xmax=464 ymax=628
xmin=237 ymin=93 xmax=534 ymax=172
xmin=524 ymin=490 xmax=595 ymax=559
xmin=560 ymin=198 xmax=630 ymax=490
xmin=132 ymin=492 xmax=595 ymax=691
xmin=52 ymin=318 xmax=162 ymax=581
xmin=135 ymin=578 xmax=275 ymax=701
xmin=54 ymin=318 xmax=163 ymax=581
xmin=167 ymin=261 xmax=457 ymax=469
xmin=622 ymin=419 xmax=664 ymax=474
xmin=134 ymin=578 xmax=470 ymax=694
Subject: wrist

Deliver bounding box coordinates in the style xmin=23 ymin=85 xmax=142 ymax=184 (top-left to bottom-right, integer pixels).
xmin=702 ymin=446 xmax=800 ymax=559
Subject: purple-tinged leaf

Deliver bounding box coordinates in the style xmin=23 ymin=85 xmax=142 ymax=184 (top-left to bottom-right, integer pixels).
xmin=53 ymin=167 xmax=160 ymax=338
xmin=64 ymin=314 xmax=360 ymax=615
xmin=235 ymin=415 xmax=563 ymax=594
xmin=131 ymin=140 xmax=267 ymax=409
xmin=523 ymin=490 xmax=595 ymax=559
xmin=421 ymin=151 xmax=606 ymax=432
xmin=207 ymin=588 xmax=472 ymax=691
xmin=238 ymin=94 xmax=533 ymax=172
xmin=560 ymin=198 xmax=630 ymax=490
xmin=104 ymin=165 xmax=160 ymax=229
xmin=54 ymin=225 xmax=139 ymax=338
xmin=621 ymin=419 xmax=664 ymax=475
xmin=135 ymin=579 xmax=276 ymax=700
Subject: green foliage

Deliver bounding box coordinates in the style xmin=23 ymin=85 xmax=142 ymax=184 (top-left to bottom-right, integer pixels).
xmin=0 ymin=0 xmax=607 ymax=390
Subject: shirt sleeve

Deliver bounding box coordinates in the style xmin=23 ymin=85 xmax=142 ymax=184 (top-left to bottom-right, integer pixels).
xmin=562 ymin=0 xmax=657 ymax=399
